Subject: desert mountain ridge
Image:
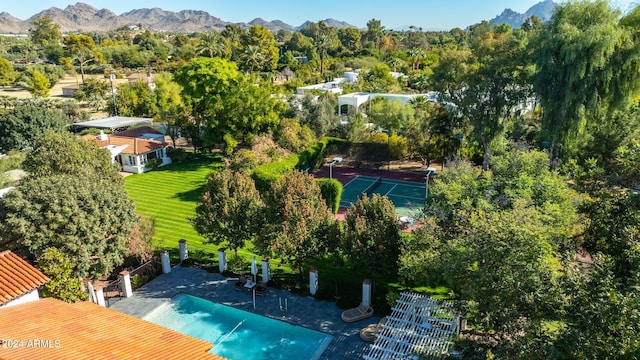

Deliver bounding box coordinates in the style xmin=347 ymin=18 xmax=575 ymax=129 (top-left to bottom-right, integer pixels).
xmin=0 ymin=1 xmax=556 ymax=34
xmin=0 ymin=2 xmax=356 ymax=33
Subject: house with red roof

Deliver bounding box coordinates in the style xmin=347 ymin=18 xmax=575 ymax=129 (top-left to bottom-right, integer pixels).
xmin=0 ymin=250 xmax=50 ymax=308
xmin=85 ymin=126 xmax=172 ymax=174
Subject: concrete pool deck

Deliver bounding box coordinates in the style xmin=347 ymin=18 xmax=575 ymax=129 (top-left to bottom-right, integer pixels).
xmin=110 ymin=265 xmax=375 ymax=359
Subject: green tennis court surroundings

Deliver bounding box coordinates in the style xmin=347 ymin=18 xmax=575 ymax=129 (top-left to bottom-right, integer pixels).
xmin=340 ymin=175 xmax=426 ymax=216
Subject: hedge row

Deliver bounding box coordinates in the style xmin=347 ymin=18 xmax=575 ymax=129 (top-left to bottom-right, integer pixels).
xmin=252 ymin=137 xmax=344 ymax=191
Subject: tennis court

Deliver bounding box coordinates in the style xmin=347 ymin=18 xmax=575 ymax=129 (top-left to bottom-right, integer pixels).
xmin=340 ymin=175 xmax=426 ymax=216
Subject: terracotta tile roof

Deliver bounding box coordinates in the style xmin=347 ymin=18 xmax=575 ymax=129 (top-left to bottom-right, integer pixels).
xmin=0 ymin=250 xmax=49 ymax=306
xmin=0 ymin=298 xmax=224 ymax=360
xmin=85 ymin=135 xmax=164 ymax=155
xmin=114 ymin=126 xmax=163 ymax=138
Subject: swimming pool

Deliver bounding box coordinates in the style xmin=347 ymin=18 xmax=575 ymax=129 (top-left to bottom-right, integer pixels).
xmin=144 ymin=294 xmax=333 ymax=360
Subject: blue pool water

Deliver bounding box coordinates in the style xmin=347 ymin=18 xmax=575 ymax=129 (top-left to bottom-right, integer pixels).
xmin=144 ymin=294 xmax=333 ymax=360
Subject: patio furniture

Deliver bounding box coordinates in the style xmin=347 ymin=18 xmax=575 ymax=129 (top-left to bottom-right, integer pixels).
xmin=360 ymin=317 xmax=387 ymax=342
xmin=244 ymin=282 xmax=257 ymax=291
xmin=234 ymin=281 xmax=243 ymax=291
xmin=341 ymin=304 xmax=374 ymax=323
xmin=255 ymin=285 xmax=268 ymax=296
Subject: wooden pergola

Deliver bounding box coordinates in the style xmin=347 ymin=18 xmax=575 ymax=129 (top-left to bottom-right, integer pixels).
xmin=364 ymin=292 xmax=461 ymax=359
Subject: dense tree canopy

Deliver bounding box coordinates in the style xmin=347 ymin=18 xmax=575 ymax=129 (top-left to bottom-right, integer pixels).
xmin=343 ymin=194 xmax=401 ymax=279
xmin=256 ymin=171 xmax=338 ymax=276
xmin=0 ymin=104 xmax=68 ymax=152
xmin=401 ymin=149 xmax=584 ymax=335
xmin=0 ymin=174 xmax=137 ymax=279
xmin=533 ymin=0 xmax=640 ymax=164
xmin=22 ymin=131 xmax=122 ymax=184
xmin=192 ymin=169 xmax=262 ymax=257
xmin=175 ymin=57 xmax=281 ymax=148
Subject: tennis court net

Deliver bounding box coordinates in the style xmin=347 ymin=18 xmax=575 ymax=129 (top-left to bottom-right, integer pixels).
xmin=362 ymin=177 xmax=383 ymax=197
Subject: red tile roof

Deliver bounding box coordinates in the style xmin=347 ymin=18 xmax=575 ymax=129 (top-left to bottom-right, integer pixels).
xmin=0 ymin=250 xmax=49 ymax=306
xmin=0 ymin=298 xmax=224 ymax=360
xmin=94 ymin=136 xmax=165 ymax=155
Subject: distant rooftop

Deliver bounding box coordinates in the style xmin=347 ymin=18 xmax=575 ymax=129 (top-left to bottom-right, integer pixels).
xmin=71 ymin=116 xmax=153 ymax=131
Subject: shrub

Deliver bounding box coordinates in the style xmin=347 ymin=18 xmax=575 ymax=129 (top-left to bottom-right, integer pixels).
xmin=316 ymin=178 xmax=343 ymax=214
xmin=145 ymin=158 xmax=162 ymax=170
xmin=223 ymin=133 xmax=238 ymax=156
xmin=167 ymin=147 xmax=187 ymax=163
xmin=131 ymin=274 xmax=149 ymax=290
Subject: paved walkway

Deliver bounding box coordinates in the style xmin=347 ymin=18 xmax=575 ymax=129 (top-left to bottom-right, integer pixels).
xmin=110 ymin=265 xmax=375 ymax=359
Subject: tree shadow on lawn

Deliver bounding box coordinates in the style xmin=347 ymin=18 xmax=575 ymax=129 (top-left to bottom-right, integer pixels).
xmin=173 ymin=184 xmax=206 ymax=202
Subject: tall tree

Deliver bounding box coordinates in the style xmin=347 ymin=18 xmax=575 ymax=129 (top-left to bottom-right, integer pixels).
xmin=63 ymin=34 xmax=96 ymax=83
xmin=244 ymin=25 xmax=279 ymax=72
xmin=365 ymin=18 xmax=386 ymax=56
xmin=432 ymin=29 xmax=530 ymax=170
xmin=28 ymin=16 xmax=61 ymax=48
xmin=343 ymin=194 xmax=401 ymax=279
xmin=175 ymin=58 xmax=281 ymax=148
xmin=533 ymin=0 xmax=640 ymax=164
xmin=367 ymin=98 xmax=415 ymax=134
xmin=111 ymin=80 xmax=157 ymax=117
xmin=192 ymin=169 xmax=262 ymax=257
xmin=257 ymin=171 xmax=338 ymax=277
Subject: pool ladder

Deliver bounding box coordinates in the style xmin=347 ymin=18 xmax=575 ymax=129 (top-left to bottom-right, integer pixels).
xmin=279 ymin=297 xmax=288 ymax=316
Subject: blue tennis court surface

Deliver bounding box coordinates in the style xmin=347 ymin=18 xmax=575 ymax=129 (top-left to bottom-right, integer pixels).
xmin=340 ymin=175 xmax=426 ymax=216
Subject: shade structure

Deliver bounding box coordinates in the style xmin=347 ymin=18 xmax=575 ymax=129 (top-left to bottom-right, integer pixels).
xmin=364 ymin=292 xmax=461 ymax=359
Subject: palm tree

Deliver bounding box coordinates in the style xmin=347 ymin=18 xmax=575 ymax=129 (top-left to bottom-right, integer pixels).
xmin=242 ymin=45 xmax=264 ymax=72
xmin=387 ymin=58 xmax=403 ymax=72
xmin=408 ymin=48 xmax=426 ymax=71
xmin=196 ymin=32 xmax=226 ymax=58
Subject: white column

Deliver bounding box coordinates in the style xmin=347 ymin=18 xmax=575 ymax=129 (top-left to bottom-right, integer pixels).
xmin=309 ymin=268 xmax=318 ymax=296
xmin=179 ymin=239 xmax=188 ymax=262
xmin=94 ymin=286 xmax=106 ymax=307
xmin=261 ymin=258 xmax=270 ymax=283
xmin=218 ymin=248 xmax=227 ymax=273
xmin=362 ymin=279 xmax=371 ymax=307
xmin=119 ymin=271 xmax=133 ymax=298
xmin=161 ymin=250 xmax=171 ymax=274
xmin=86 ymin=281 xmax=96 ymax=304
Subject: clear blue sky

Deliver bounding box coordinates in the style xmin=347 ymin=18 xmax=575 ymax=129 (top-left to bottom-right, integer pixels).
xmin=6 ymin=0 xmax=638 ymax=30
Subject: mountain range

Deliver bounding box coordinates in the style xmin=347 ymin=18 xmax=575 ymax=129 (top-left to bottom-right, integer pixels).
xmin=489 ymin=0 xmax=556 ymax=29
xmin=0 ymin=1 xmax=556 ymax=34
xmin=0 ymin=2 xmax=355 ymax=33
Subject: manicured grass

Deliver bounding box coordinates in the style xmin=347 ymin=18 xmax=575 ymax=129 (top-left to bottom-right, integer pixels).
xmin=124 ymin=153 xmax=222 ymax=253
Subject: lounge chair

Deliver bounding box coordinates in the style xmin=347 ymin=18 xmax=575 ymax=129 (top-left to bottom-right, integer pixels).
xmin=234 ymin=281 xmax=244 ymax=291
xmin=360 ymin=317 xmax=387 ymax=342
xmin=341 ymin=303 xmax=374 ymax=323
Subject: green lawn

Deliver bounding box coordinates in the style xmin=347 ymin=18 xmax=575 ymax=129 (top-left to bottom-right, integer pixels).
xmin=124 ymin=153 xmax=222 ymax=253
